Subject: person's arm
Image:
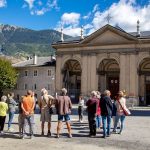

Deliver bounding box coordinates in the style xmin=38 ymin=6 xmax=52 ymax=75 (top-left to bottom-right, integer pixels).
xmin=12 ymin=99 xmax=17 ymax=106
xmin=69 ymin=98 xmax=72 ymax=110
xmin=31 ymin=98 xmax=35 ymax=112
xmin=21 ymin=101 xmax=29 ymax=115
xmin=106 ymin=97 xmax=113 ymax=110
xmin=86 ymin=99 xmax=90 ymax=106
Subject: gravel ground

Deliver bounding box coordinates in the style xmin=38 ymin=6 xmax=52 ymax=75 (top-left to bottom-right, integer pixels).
xmin=0 ymin=108 xmax=150 ymax=150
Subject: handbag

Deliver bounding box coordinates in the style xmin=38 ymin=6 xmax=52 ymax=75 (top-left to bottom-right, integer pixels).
xmin=117 ymin=99 xmax=131 ymax=116
xmin=123 ymin=108 xmax=131 ymax=116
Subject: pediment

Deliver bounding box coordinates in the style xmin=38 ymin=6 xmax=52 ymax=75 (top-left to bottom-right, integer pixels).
xmin=80 ymin=25 xmax=137 ymax=45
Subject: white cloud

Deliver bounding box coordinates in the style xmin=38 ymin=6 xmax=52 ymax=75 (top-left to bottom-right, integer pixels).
xmin=23 ymin=0 xmax=59 ymax=15
xmin=87 ymin=0 xmax=150 ymax=34
xmin=92 ymin=4 xmax=99 ymax=13
xmin=0 ymin=0 xmax=7 ymax=8
xmin=63 ymin=26 xmax=81 ymax=37
xmin=83 ymin=12 xmax=91 ymax=20
xmin=56 ymin=0 xmax=150 ymax=37
xmin=24 ymin=0 xmax=35 ymax=9
xmin=61 ymin=12 xmax=80 ymax=26
xmin=35 ymin=9 xmax=45 ymax=15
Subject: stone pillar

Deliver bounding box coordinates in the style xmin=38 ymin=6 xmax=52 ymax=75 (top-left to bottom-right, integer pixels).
xmin=120 ymin=54 xmax=126 ymax=91
xmin=81 ymin=54 xmax=88 ymax=95
xmin=90 ymin=53 xmax=97 ymax=91
xmin=129 ymin=54 xmax=138 ymax=97
xmin=55 ymin=55 xmax=62 ymax=93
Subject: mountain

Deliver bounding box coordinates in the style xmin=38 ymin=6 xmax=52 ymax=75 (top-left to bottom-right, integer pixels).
xmin=0 ymin=24 xmax=71 ymax=57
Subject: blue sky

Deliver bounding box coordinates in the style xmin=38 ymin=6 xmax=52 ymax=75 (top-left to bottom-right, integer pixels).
xmin=0 ymin=0 xmax=150 ymax=36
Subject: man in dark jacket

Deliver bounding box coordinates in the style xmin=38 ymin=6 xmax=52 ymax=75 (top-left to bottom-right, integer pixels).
xmin=86 ymin=91 xmax=99 ymax=137
xmin=100 ymin=90 xmax=113 ymax=138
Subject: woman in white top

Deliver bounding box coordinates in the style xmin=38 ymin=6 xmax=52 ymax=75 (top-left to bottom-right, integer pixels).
xmin=113 ymin=91 xmax=127 ymax=134
xmin=78 ymin=95 xmax=84 ymax=122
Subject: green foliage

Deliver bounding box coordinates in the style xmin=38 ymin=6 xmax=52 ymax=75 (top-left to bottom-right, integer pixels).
xmin=0 ymin=24 xmax=71 ymax=56
xmin=0 ymin=57 xmax=18 ymax=92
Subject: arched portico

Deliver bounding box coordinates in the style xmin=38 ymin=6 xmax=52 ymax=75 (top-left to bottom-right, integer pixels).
xmin=62 ymin=59 xmax=82 ymax=103
xmin=97 ymin=58 xmax=120 ymax=99
xmin=139 ymin=57 xmax=150 ymax=105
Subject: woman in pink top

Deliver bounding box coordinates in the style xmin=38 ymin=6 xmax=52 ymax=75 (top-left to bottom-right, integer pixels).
xmin=96 ymin=91 xmax=101 ymax=130
xmin=113 ymin=91 xmax=127 ymax=134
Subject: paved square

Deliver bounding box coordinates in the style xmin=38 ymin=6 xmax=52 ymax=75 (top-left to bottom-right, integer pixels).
xmin=0 ymin=108 xmax=150 ymax=150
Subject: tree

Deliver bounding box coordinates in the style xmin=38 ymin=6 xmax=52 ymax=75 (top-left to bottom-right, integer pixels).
xmin=0 ymin=57 xmax=18 ymax=97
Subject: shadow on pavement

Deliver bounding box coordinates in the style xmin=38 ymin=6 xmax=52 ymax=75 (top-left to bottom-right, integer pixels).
xmin=130 ymin=109 xmax=150 ymax=116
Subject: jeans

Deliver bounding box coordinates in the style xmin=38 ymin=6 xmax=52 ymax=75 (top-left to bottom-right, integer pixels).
xmin=88 ymin=113 xmax=96 ymax=136
xmin=102 ymin=115 xmax=111 ymax=137
xmin=96 ymin=115 xmax=101 ymax=128
xmin=114 ymin=114 xmax=126 ymax=133
xmin=8 ymin=111 xmax=15 ymax=129
xmin=23 ymin=115 xmax=34 ymax=136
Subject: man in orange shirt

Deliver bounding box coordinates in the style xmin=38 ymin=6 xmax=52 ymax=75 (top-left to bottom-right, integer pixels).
xmin=21 ymin=90 xmax=35 ymax=139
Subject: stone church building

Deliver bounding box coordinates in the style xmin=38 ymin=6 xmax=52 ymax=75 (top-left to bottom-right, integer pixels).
xmin=52 ymin=24 xmax=150 ymax=106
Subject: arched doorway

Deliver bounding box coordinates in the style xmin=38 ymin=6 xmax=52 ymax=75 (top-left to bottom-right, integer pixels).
xmin=62 ymin=59 xmax=81 ymax=103
xmin=139 ymin=57 xmax=150 ymax=106
xmin=98 ymin=59 xmax=120 ymax=99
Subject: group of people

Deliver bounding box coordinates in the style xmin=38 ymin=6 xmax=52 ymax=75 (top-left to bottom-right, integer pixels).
xmin=0 ymin=88 xmax=129 ymax=139
xmin=0 ymin=88 xmax=72 ymax=139
xmin=86 ymin=90 xmax=129 ymax=138
xmin=0 ymin=92 xmax=17 ymax=135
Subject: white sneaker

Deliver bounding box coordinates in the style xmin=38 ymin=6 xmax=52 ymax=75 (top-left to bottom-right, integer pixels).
xmin=22 ymin=134 xmax=27 ymax=139
xmin=0 ymin=131 xmax=4 ymax=135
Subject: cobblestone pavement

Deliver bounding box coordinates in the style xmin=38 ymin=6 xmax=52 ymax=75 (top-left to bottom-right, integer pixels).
xmin=0 ymin=108 xmax=150 ymax=150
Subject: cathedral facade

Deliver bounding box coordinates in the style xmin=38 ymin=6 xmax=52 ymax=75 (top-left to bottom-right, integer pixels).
xmin=52 ymin=24 xmax=150 ymax=106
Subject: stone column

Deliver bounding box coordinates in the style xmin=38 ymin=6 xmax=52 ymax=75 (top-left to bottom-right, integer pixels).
xmin=119 ymin=54 xmax=126 ymax=91
xmin=129 ymin=54 xmax=138 ymax=97
xmin=90 ymin=53 xmax=97 ymax=91
xmin=55 ymin=54 xmax=62 ymax=93
xmin=81 ymin=54 xmax=88 ymax=95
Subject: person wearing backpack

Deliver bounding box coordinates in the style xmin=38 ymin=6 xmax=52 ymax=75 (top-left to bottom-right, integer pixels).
xmin=38 ymin=88 xmax=54 ymax=137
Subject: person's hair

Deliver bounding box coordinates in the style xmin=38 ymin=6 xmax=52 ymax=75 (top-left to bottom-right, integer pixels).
xmin=91 ymin=91 xmax=97 ymax=97
xmin=96 ymin=91 xmax=101 ymax=99
xmin=1 ymin=95 xmax=7 ymax=102
xmin=104 ymin=90 xmax=111 ymax=96
xmin=61 ymin=88 xmax=67 ymax=95
xmin=8 ymin=92 xmax=14 ymax=98
xmin=41 ymin=88 xmax=48 ymax=95
xmin=27 ymin=90 xmax=33 ymax=96
xmin=118 ymin=91 xmax=124 ymax=97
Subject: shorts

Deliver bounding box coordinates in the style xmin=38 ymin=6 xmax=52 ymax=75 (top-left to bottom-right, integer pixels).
xmin=40 ymin=109 xmax=51 ymax=122
xmin=58 ymin=114 xmax=70 ymax=122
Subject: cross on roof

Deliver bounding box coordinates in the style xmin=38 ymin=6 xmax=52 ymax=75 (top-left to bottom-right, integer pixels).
xmin=105 ymin=13 xmax=112 ymax=24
